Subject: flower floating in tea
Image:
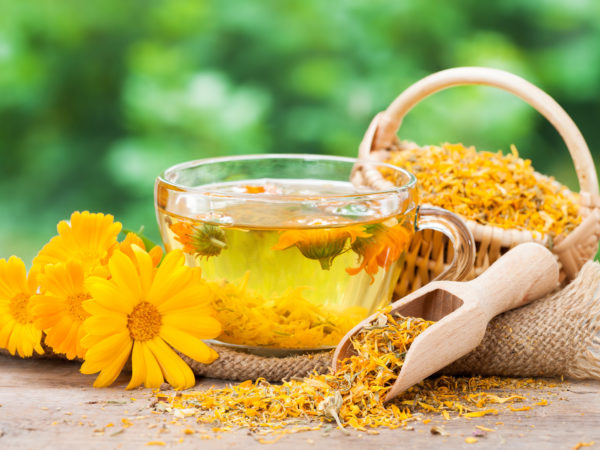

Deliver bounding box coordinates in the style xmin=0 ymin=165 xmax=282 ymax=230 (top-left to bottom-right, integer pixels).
xmin=0 ymin=257 xmax=44 ymax=358
xmin=273 ymin=221 xmax=411 ymax=277
xmin=272 ymin=225 xmax=369 ymax=270
xmin=347 ymin=222 xmax=411 ymax=280
xmin=170 ymin=222 xmax=227 ymax=258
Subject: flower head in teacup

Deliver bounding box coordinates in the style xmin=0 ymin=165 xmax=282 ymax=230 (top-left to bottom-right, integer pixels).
xmin=272 ymin=225 xmax=369 ymax=270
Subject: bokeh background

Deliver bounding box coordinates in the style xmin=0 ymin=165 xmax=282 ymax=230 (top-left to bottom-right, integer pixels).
xmin=1 ymin=1 xmax=599 ymax=264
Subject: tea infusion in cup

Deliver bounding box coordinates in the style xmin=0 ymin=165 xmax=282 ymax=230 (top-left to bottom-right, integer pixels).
xmin=155 ymin=155 xmax=473 ymax=352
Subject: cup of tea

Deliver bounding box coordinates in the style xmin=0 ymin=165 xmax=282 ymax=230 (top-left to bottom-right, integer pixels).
xmin=155 ymin=154 xmax=474 ymax=353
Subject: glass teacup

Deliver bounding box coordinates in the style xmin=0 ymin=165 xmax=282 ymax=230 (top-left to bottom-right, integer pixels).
xmin=155 ymin=154 xmax=474 ymax=353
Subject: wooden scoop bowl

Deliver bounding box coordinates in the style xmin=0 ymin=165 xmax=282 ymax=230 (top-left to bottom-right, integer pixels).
xmin=332 ymin=242 xmax=560 ymax=402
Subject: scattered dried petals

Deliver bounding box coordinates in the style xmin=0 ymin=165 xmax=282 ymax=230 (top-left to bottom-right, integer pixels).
xmin=508 ymin=406 xmax=531 ymax=412
xmin=572 ymin=442 xmax=595 ymax=450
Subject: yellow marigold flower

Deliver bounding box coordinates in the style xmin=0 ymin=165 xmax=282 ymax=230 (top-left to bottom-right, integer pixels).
xmin=34 ymin=260 xmax=91 ymax=359
xmin=272 ymin=225 xmax=370 ymax=270
xmin=0 ymin=256 xmax=44 ymax=357
xmin=33 ymin=211 xmax=122 ymax=277
xmin=81 ymin=246 xmax=221 ymax=389
xmin=347 ymin=223 xmax=411 ymax=280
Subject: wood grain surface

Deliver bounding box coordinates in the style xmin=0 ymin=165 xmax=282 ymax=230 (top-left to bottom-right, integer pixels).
xmin=1 ymin=355 xmax=598 ymax=449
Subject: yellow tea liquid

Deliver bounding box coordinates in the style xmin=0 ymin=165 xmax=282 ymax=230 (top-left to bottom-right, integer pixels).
xmin=156 ymin=179 xmax=414 ymax=349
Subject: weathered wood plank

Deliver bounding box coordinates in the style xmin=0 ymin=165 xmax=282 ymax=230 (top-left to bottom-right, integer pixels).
xmin=1 ymin=355 xmax=598 ymax=449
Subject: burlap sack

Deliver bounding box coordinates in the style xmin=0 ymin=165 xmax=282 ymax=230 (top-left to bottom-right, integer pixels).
xmin=442 ymin=259 xmax=600 ymax=378
xmin=3 ymin=261 xmax=600 ymax=382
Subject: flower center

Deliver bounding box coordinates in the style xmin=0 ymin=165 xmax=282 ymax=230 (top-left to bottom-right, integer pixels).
xmin=9 ymin=293 xmax=32 ymax=324
xmin=66 ymin=293 xmax=92 ymax=322
xmin=127 ymin=302 xmax=162 ymax=342
xmin=192 ymin=224 xmax=227 ymax=257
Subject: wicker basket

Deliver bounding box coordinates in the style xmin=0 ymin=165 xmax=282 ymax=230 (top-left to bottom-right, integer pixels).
xmin=358 ymin=67 xmax=600 ymax=298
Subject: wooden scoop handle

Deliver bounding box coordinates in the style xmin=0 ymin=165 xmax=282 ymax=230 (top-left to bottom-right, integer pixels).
xmin=468 ymin=242 xmax=559 ymax=320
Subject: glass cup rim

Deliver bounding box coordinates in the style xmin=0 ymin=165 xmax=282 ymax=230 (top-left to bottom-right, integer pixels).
xmin=157 ymin=153 xmax=417 ymax=201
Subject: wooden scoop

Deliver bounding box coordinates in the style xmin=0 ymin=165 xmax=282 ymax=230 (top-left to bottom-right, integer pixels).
xmin=332 ymin=242 xmax=559 ymax=402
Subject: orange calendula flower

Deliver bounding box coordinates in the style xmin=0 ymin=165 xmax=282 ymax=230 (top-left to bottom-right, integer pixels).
xmin=34 ymin=260 xmax=92 ymax=360
xmin=273 ymin=225 xmax=370 ymax=270
xmin=33 ymin=211 xmax=122 ymax=277
xmin=81 ymin=246 xmax=221 ymax=389
xmin=170 ymin=222 xmax=227 ymax=258
xmin=347 ymin=223 xmax=411 ymax=280
xmin=0 ymin=256 xmax=44 ymax=357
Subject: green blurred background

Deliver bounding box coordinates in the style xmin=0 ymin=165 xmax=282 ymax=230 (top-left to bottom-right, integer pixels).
xmin=1 ymin=0 xmax=599 ymax=264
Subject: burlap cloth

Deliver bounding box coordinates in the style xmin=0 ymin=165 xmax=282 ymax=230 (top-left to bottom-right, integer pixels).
xmin=4 ymin=261 xmax=600 ymax=382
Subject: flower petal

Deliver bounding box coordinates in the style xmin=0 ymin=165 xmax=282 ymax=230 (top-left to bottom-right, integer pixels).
xmin=271 ymin=231 xmax=298 ymax=250
xmin=0 ymin=319 xmax=15 ymax=348
xmin=0 ymin=257 xmax=28 ymax=299
xmin=61 ymin=321 xmax=83 ymax=360
xmin=160 ymin=325 xmax=219 ymax=364
xmin=140 ymin=341 xmax=164 ymax=388
xmin=156 ymin=285 xmax=214 ymax=314
xmin=85 ymin=314 xmax=127 ymax=336
xmin=90 ymin=340 xmax=131 ymax=388
xmin=146 ymin=251 xmax=191 ymax=306
xmin=82 ymin=298 xmax=122 ymax=317
xmin=82 ymin=330 xmax=131 ymax=370
xmin=131 ymin=245 xmax=155 ymax=293
xmin=126 ymin=341 xmax=146 ymax=390
xmin=146 ymin=337 xmax=195 ymax=390
xmin=107 ymin=250 xmax=142 ymax=303
xmin=7 ymin=324 xmax=20 ymax=356
xmin=86 ymin=278 xmax=134 ymax=315
xmin=161 ymin=315 xmax=221 ymax=340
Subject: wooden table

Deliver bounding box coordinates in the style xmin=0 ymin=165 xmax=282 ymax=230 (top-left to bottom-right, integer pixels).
xmin=1 ymin=355 xmax=598 ymax=449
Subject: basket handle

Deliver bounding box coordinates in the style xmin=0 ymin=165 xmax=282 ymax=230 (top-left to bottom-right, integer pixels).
xmin=360 ymin=67 xmax=599 ymax=198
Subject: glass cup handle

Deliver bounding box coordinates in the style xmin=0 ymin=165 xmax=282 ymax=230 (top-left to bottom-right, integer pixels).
xmin=416 ymin=205 xmax=476 ymax=281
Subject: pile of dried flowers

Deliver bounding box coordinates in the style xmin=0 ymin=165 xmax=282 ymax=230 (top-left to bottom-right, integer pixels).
xmin=386 ymin=143 xmax=580 ymax=237
xmin=0 ymin=211 xmax=221 ymax=390
xmin=157 ymin=310 xmax=555 ymax=434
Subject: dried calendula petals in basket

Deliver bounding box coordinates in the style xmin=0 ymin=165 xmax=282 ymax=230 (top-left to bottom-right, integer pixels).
xmin=360 ymin=68 xmax=600 ymax=287
xmin=386 ymin=143 xmax=581 ymax=239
